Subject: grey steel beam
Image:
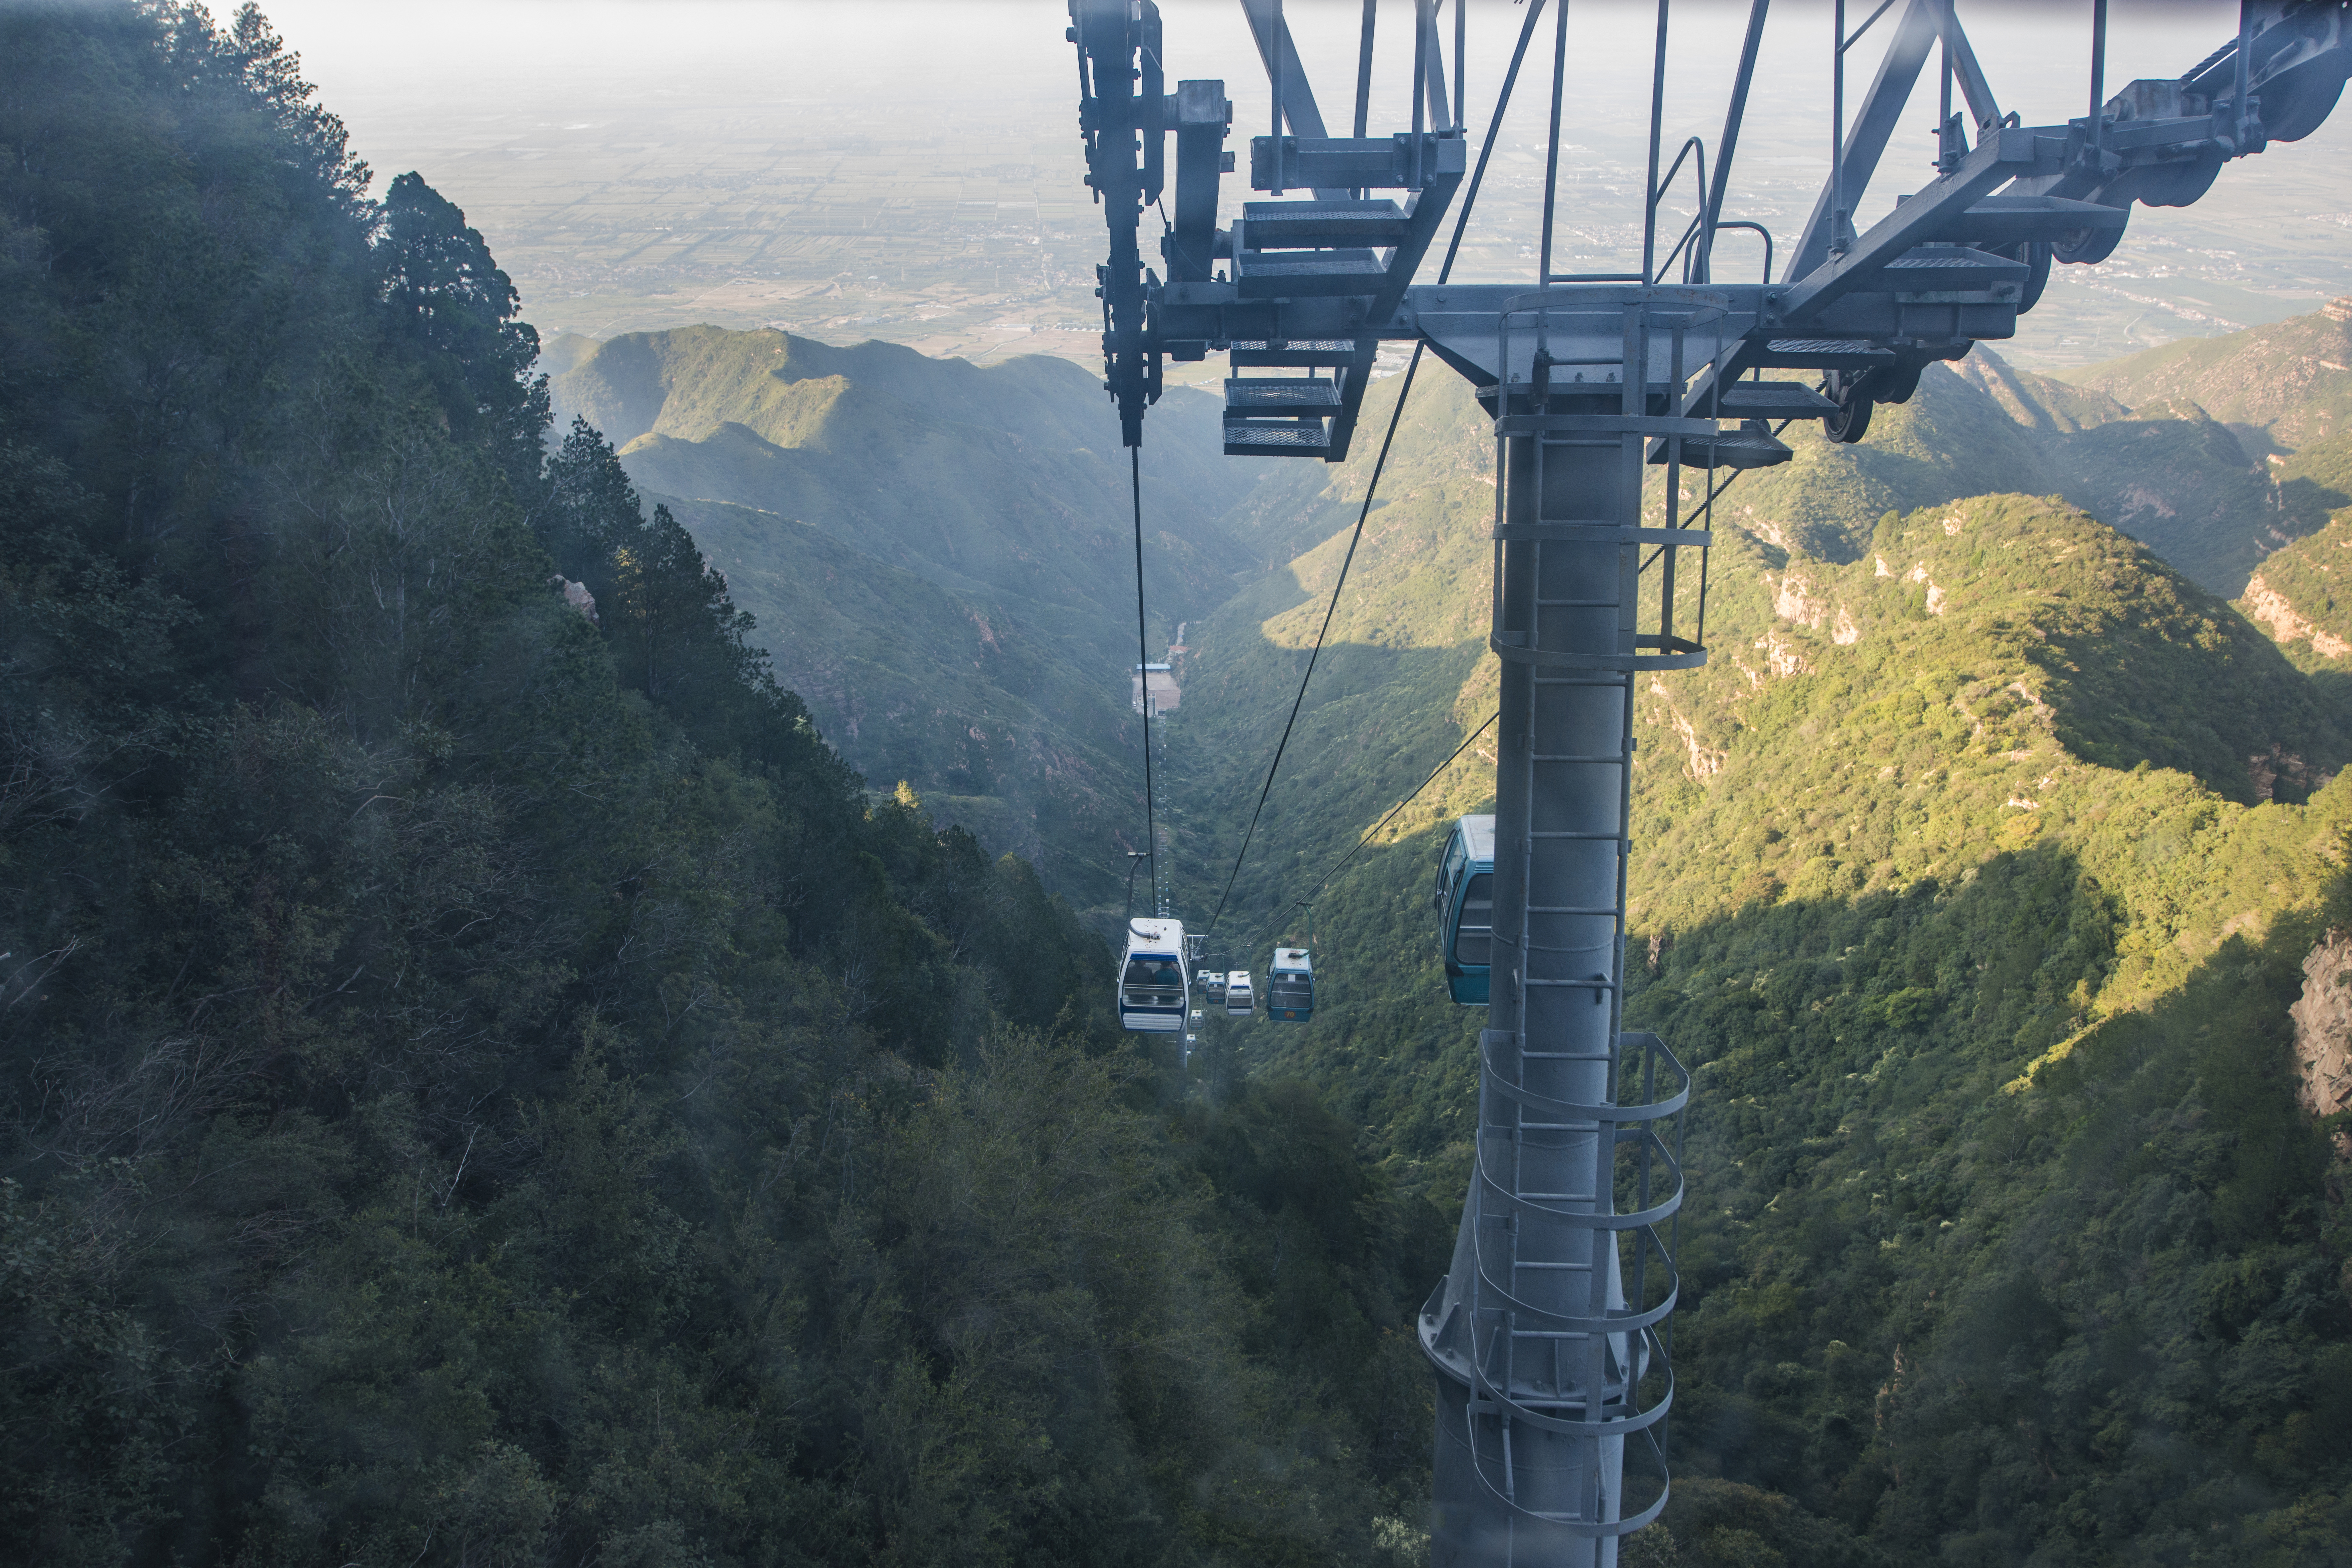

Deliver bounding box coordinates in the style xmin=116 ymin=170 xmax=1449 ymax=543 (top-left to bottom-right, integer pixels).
xmin=1698 ymin=0 xmax=1771 ymax=284
xmin=1166 ymin=80 xmax=1231 ymax=285
xmin=1422 ymin=0 xmax=1453 ymax=134
xmin=1364 ymin=145 xmax=1466 ymax=327
xmin=1239 ymin=0 xmax=1356 ymax=200
xmin=1775 ymin=123 xmax=2056 ymax=323
xmin=1783 ymin=0 xmax=1941 ymax=282
xmin=1930 ymin=0 xmax=2004 ymax=138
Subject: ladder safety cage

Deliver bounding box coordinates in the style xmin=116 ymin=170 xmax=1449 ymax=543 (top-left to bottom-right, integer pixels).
xmin=1417 ymin=1029 xmax=1691 ymax=1540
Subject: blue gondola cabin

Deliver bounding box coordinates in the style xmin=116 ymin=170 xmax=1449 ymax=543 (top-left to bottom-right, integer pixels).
xmin=1267 ymin=947 xmax=1314 ymax=1023
xmin=1437 ymin=814 xmax=1495 ymax=1006
xmin=1120 ymin=918 xmax=1189 ymax=1032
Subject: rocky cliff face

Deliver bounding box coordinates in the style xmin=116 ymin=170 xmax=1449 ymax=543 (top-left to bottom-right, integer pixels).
xmin=2290 ymin=930 xmax=2352 ymax=1122
xmin=2243 ymin=570 xmax=2352 ymax=659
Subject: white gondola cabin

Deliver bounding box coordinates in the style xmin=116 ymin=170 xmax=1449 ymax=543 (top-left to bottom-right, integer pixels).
xmin=1435 ymin=815 xmax=1496 ymax=1006
xmin=1202 ymin=968 xmax=1227 ymax=1004
xmin=1267 ymin=947 xmax=1314 ymax=1023
xmin=1119 ymin=918 xmax=1189 ymax=1032
xmin=1224 ymin=970 xmax=1253 ymax=1016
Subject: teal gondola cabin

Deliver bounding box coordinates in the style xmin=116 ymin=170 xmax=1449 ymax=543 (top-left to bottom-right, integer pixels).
xmin=1437 ymin=815 xmax=1495 ymax=1006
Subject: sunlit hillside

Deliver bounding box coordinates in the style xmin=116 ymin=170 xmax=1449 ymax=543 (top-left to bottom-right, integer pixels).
xmin=1159 ymin=306 xmax=2352 ymax=1564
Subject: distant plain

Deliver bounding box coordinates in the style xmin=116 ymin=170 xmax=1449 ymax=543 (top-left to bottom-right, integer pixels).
xmin=272 ymin=0 xmax=2352 ymax=374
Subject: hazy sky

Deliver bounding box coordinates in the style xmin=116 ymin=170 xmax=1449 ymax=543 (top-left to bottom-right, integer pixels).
xmin=255 ymin=0 xmax=2352 ymax=367
xmin=268 ymin=0 xmax=2272 ymax=213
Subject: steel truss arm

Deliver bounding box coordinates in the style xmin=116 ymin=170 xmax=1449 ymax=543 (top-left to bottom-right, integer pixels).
xmin=1931 ymin=0 xmax=2003 ymax=137
xmin=1697 ymin=0 xmax=1771 ymax=285
xmin=1784 ymin=0 xmax=1941 ymax=283
xmin=1239 ymin=0 xmax=1355 ymax=200
xmin=1775 ymin=124 xmax=2051 ymax=324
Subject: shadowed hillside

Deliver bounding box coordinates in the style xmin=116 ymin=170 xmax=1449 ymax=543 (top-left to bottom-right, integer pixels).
xmin=1710 ymin=343 xmax=2300 ymax=593
xmin=544 ymin=325 xmax=1280 ymax=906
xmin=2070 ymin=295 xmax=2352 ymax=457
xmin=0 ymin=11 xmax=1459 ymax=1567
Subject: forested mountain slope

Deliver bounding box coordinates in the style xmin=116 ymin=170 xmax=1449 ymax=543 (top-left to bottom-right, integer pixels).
xmin=1699 ymin=344 xmax=2302 ymax=594
xmin=0 ymin=9 xmax=1448 ymax=1566
xmin=544 ymin=326 xmax=1270 ymax=906
xmin=2244 ymin=510 xmax=2352 ymax=676
xmin=1166 ymin=331 xmax=2352 ymax=1562
xmin=2072 ymin=296 xmax=2352 ymax=458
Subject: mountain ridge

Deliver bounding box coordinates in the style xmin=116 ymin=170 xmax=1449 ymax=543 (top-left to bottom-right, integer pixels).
xmin=544 ymin=323 xmax=1284 ymax=906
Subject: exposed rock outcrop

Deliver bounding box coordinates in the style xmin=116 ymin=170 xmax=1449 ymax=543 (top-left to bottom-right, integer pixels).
xmin=550 ymin=576 xmax=599 ymax=624
xmin=1753 ymin=631 xmax=1812 ymax=678
xmin=2241 ymin=571 xmax=2351 ymax=659
xmin=2289 ymin=931 xmax=2352 ymax=1131
xmin=1771 ymin=570 xmax=1829 ymax=629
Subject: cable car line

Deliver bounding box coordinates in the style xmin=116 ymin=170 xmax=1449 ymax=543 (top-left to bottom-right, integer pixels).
xmin=1293 ymin=710 xmax=1498 ymax=917
xmin=1203 ymin=340 xmax=1424 ymax=936
xmin=1227 ymin=707 xmax=1497 ymax=967
xmin=1220 ymin=389 xmax=1805 ymax=976
xmin=1066 ymin=0 xmax=2352 ymax=1543
xmin=1202 ymin=0 xmax=1548 ymax=938
xmin=1130 ymin=447 xmax=1160 ymax=914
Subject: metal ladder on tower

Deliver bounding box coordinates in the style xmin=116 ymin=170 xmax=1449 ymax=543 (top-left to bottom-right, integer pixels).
xmin=1220 ymin=137 xmax=1465 ymax=460
xmin=1419 ymin=289 xmax=1699 ymax=1563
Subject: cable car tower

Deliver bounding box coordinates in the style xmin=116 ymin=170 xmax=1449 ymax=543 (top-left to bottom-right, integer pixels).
xmin=1067 ymin=1 xmax=2352 ymax=1559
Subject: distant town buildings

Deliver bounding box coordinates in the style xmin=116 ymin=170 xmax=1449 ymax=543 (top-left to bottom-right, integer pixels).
xmin=1131 ymin=661 xmax=1179 ymax=714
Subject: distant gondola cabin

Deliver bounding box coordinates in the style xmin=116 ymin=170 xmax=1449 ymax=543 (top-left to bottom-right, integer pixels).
xmin=1120 ymin=918 xmax=1189 ymax=1032
xmin=1267 ymin=948 xmax=1314 ymax=1023
xmin=1203 ymin=968 xmax=1227 ymax=1004
xmin=1437 ymin=815 xmax=1495 ymax=1006
xmin=1224 ymin=970 xmax=1253 ymax=1016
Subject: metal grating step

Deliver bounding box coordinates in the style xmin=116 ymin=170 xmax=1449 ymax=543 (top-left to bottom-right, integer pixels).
xmin=1232 ymin=248 xmax=1388 ymax=298
xmin=1876 ymin=244 xmax=2029 ymax=292
xmin=1238 ymin=198 xmax=1410 ymax=248
xmin=1224 ymin=419 xmax=1333 ymax=457
xmin=1224 ymin=376 xmax=1342 ymax=416
xmin=1939 ymin=194 xmax=2129 ymax=246
xmin=1248 ymin=131 xmax=1466 ymax=192
xmin=1711 ymin=380 xmax=1839 ymax=419
xmin=1229 ymin=338 xmax=1362 ymax=368
xmin=1750 ymin=337 xmax=1896 ymax=371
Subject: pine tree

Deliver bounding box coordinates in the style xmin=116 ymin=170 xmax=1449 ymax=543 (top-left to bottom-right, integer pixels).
xmin=377 ymin=171 xmax=548 ymax=472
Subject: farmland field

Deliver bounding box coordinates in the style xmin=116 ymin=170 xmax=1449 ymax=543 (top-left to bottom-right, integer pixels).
xmin=271 ymin=0 xmax=2352 ymax=373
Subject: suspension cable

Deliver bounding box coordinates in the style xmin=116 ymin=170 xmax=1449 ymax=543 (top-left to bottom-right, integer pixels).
xmin=1205 ymin=343 xmax=1423 ymax=934
xmin=1290 ymin=709 xmax=1498 ymax=921
xmin=1203 ymin=0 xmax=1552 ymax=937
xmin=1230 ymin=708 xmax=1500 ymax=962
xmin=1131 ymin=448 xmax=1158 ymax=917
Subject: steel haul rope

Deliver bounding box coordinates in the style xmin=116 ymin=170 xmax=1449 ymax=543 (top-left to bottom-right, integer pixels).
xmin=1235 ymin=709 xmax=1499 ymax=961
xmin=1204 ymin=0 xmax=1554 ymax=937
xmin=1131 ymin=447 xmax=1158 ymax=914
